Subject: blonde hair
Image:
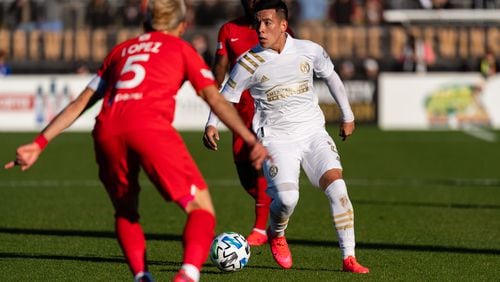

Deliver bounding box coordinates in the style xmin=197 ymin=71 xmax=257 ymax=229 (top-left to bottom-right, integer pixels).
xmin=151 ymin=0 xmax=186 ymax=31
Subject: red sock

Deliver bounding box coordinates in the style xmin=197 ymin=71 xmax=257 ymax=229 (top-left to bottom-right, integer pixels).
xmin=116 ymin=217 xmax=147 ymax=275
xmin=254 ymin=175 xmax=271 ymax=230
xmin=183 ymin=209 xmax=216 ymax=270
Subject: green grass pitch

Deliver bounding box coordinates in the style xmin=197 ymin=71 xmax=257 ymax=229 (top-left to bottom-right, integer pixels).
xmin=0 ymin=126 xmax=499 ymax=281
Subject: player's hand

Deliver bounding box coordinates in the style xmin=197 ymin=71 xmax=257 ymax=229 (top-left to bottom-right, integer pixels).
xmin=339 ymin=121 xmax=355 ymax=141
xmin=4 ymin=142 xmax=42 ymax=171
xmin=203 ymin=125 xmax=220 ymax=151
xmin=248 ymin=142 xmax=269 ymax=170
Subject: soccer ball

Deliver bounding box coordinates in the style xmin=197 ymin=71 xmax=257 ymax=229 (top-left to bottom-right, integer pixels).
xmin=210 ymin=232 xmax=251 ymax=272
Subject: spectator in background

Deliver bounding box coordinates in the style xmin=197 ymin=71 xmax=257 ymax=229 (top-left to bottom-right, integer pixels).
xmin=297 ymin=0 xmax=328 ymax=23
xmin=120 ymin=0 xmax=144 ymax=28
xmin=190 ymin=33 xmax=213 ymax=67
xmin=85 ymin=0 xmax=114 ymax=29
xmin=194 ymin=0 xmax=227 ymax=26
xmin=339 ymin=60 xmax=356 ymax=80
xmin=479 ymin=49 xmax=497 ymax=78
xmin=364 ymin=0 xmax=383 ymax=25
xmin=472 ymin=0 xmax=498 ymax=9
xmin=363 ymin=57 xmax=379 ymax=80
xmin=329 ymin=0 xmax=355 ymax=24
xmin=399 ymin=35 xmax=435 ymax=73
xmin=39 ymin=0 xmax=63 ymax=31
xmin=0 ymin=49 xmax=12 ymax=76
xmin=296 ymin=0 xmax=328 ymax=43
xmin=7 ymin=0 xmax=39 ymax=30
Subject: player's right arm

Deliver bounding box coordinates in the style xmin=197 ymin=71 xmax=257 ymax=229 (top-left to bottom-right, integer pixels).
xmin=203 ymin=53 xmax=229 ymax=151
xmin=199 ymin=85 xmax=267 ymax=170
xmin=203 ymin=23 xmax=231 ymax=151
xmin=4 ymin=85 xmax=100 ymax=171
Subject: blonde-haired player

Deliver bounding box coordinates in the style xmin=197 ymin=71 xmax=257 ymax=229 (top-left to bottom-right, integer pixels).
xmin=5 ymin=1 xmax=267 ymax=281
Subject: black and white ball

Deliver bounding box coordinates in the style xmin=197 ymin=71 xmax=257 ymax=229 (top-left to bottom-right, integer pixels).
xmin=210 ymin=232 xmax=251 ymax=272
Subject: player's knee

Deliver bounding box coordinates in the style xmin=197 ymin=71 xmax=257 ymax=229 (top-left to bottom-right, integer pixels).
xmin=179 ymin=189 xmax=215 ymax=215
xmin=319 ymin=169 xmax=343 ymax=190
xmin=176 ymin=194 xmax=195 ymax=210
xmin=271 ymin=183 xmax=299 ymax=217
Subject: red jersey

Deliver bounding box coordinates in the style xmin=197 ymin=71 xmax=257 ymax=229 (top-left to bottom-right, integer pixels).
xmin=216 ymin=17 xmax=258 ymax=135
xmin=216 ymin=17 xmax=294 ymax=66
xmin=93 ymin=31 xmax=215 ymax=135
xmin=217 ymin=17 xmax=259 ymax=66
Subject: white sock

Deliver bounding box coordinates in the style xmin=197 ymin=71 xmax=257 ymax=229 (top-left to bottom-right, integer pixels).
xmin=252 ymin=228 xmax=266 ymax=235
xmin=181 ymin=264 xmax=200 ymax=282
xmin=324 ymin=179 xmax=356 ymax=259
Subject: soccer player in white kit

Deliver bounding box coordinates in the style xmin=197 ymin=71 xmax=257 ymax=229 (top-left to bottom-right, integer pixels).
xmin=204 ymin=0 xmax=370 ymax=274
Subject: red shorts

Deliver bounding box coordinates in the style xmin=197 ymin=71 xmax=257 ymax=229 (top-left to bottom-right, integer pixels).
xmin=233 ymin=90 xmax=256 ymax=163
xmin=93 ymin=127 xmax=207 ymax=213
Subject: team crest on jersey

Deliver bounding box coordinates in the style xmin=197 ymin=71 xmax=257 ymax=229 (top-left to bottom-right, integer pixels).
xmin=300 ymin=61 xmax=311 ymax=74
xmin=260 ymin=75 xmax=269 ymax=83
xmin=268 ymin=165 xmax=278 ymax=178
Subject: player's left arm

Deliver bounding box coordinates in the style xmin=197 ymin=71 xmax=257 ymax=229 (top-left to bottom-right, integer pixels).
xmin=324 ymin=71 xmax=355 ymax=141
xmin=4 ymin=86 xmax=99 ymax=171
xmin=314 ymin=45 xmax=355 ymax=141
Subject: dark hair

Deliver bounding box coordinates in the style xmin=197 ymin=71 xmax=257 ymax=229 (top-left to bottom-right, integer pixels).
xmin=254 ymin=0 xmax=288 ymax=20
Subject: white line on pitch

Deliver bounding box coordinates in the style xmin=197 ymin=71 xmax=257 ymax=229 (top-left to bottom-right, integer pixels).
xmin=461 ymin=124 xmax=497 ymax=142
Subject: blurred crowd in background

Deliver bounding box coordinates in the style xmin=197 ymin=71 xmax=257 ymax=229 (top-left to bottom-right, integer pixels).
xmin=0 ymin=0 xmax=499 ymax=79
xmin=2 ymin=0 xmax=500 ymax=31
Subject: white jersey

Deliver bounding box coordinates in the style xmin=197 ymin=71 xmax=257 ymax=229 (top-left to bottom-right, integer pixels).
xmin=221 ymin=35 xmax=335 ymax=141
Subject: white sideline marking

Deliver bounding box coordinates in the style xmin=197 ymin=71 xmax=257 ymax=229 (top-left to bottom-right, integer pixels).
xmin=462 ymin=125 xmax=497 ymax=142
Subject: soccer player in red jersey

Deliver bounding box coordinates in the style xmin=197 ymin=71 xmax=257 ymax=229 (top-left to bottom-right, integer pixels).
xmin=203 ymin=0 xmax=293 ymax=246
xmin=4 ymin=1 xmax=268 ymax=281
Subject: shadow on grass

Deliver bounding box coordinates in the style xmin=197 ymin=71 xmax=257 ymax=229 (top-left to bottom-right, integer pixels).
xmin=0 ymin=227 xmax=498 ymax=256
xmin=0 ymin=251 xmax=338 ymax=274
xmin=0 ymin=252 xmax=176 ymax=267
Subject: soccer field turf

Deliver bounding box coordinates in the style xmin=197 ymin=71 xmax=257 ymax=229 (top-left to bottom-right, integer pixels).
xmin=1 ymin=126 xmax=499 ymax=281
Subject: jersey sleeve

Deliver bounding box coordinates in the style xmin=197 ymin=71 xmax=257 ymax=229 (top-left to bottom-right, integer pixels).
xmin=88 ymin=46 xmax=117 ymax=95
xmin=216 ymin=23 xmax=229 ymax=57
xmin=312 ymin=44 xmax=335 ymax=79
xmin=183 ymin=43 xmax=216 ymax=92
xmin=221 ymin=57 xmax=254 ymax=103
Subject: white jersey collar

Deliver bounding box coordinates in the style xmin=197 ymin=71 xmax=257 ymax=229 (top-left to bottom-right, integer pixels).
xmin=258 ymin=33 xmax=294 ymax=55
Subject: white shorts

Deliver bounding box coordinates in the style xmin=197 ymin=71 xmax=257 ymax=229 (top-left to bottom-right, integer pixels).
xmin=262 ymin=129 xmax=342 ymax=189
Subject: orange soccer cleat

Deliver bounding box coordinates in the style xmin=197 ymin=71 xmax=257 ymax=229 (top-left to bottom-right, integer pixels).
xmin=247 ymin=230 xmax=268 ymax=246
xmin=268 ymin=233 xmax=293 ymax=269
xmin=342 ymin=256 xmax=370 ymax=274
